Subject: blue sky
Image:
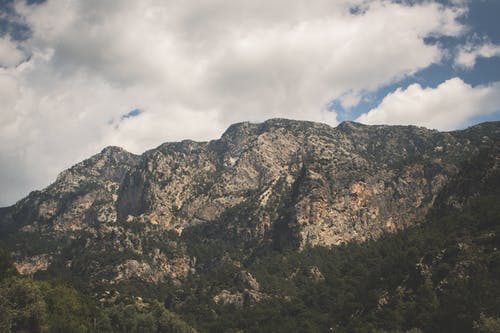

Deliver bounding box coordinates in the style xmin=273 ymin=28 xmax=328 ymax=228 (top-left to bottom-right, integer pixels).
xmin=0 ymin=0 xmax=499 ymax=205
xmin=334 ymin=0 xmax=500 ymax=125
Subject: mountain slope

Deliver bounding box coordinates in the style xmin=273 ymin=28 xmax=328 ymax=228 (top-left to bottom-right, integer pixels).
xmin=0 ymin=119 xmax=498 ymax=285
xmin=0 ymin=119 xmax=499 ymax=332
xmin=175 ymin=139 xmax=500 ymax=333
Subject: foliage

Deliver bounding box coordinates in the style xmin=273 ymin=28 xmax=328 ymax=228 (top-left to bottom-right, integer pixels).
xmin=99 ymin=299 xmax=196 ymax=333
xmin=169 ymin=192 xmax=500 ymax=333
xmin=0 ymin=277 xmax=48 ymax=333
xmin=473 ymin=314 xmax=500 ymax=333
xmin=0 ymin=255 xmax=195 ymax=333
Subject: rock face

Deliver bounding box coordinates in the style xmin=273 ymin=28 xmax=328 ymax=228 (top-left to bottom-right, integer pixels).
xmin=0 ymin=119 xmax=498 ymax=286
xmin=213 ymin=271 xmax=267 ymax=307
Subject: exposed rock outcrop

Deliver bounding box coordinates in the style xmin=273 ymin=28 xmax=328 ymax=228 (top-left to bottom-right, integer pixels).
xmin=213 ymin=270 xmax=267 ymax=307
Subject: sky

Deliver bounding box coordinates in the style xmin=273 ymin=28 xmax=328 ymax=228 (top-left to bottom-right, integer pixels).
xmin=0 ymin=0 xmax=499 ymax=206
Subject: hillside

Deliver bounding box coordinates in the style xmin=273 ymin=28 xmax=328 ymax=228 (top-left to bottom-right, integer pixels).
xmin=0 ymin=119 xmax=499 ymax=332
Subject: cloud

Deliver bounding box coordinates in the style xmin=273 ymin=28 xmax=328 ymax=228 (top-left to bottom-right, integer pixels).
xmin=455 ymin=42 xmax=500 ymax=69
xmin=0 ymin=36 xmax=25 ymax=67
xmin=356 ymin=78 xmax=500 ymax=130
xmin=0 ymin=0 xmax=469 ymax=205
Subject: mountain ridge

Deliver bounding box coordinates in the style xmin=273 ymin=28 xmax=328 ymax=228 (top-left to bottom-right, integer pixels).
xmin=3 ymin=117 xmax=498 ymax=212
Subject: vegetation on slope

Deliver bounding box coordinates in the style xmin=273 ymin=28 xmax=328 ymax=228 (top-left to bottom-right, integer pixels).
xmin=0 ymin=250 xmax=196 ymax=333
xmin=2 ymin=188 xmax=497 ymax=332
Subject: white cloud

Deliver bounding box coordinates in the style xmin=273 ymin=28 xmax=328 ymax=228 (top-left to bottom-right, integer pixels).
xmin=356 ymin=78 xmax=500 ymax=130
xmin=455 ymin=42 xmax=500 ymax=69
xmin=0 ymin=0 xmax=468 ymax=205
xmin=0 ymin=37 xmax=25 ymax=67
xmin=339 ymin=92 xmax=363 ymax=109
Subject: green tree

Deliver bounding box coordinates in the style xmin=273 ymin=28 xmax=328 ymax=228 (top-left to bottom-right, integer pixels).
xmin=473 ymin=314 xmax=500 ymax=333
xmin=40 ymin=282 xmax=91 ymax=333
xmin=0 ymin=277 xmax=48 ymax=333
xmin=0 ymin=249 xmax=16 ymax=281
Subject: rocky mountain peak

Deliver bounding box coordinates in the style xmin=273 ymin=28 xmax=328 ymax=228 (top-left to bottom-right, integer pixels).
xmin=54 ymin=145 xmax=139 ymax=185
xmin=336 ymin=120 xmax=366 ymax=131
xmin=99 ymin=145 xmax=134 ymax=160
xmin=220 ymin=118 xmax=334 ymax=143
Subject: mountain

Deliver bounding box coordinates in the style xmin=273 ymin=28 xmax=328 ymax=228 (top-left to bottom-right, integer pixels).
xmin=0 ymin=119 xmax=499 ymax=333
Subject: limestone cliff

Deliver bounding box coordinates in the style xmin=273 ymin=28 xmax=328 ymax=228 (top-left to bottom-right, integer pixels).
xmin=0 ymin=119 xmax=498 ymax=286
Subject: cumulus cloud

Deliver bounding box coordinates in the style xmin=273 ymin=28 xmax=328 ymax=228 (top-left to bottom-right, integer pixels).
xmin=356 ymin=78 xmax=500 ymax=130
xmin=0 ymin=0 xmax=469 ymax=205
xmin=455 ymin=42 xmax=500 ymax=69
